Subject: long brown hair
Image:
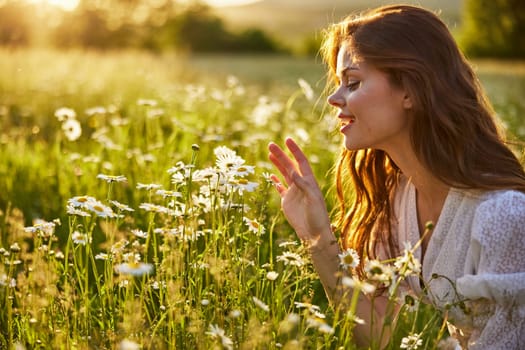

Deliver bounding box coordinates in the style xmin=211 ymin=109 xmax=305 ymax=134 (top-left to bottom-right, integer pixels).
xmin=320 ymin=5 xmax=525 ymax=275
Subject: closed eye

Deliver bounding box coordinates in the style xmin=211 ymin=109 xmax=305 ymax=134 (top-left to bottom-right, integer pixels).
xmin=347 ymin=81 xmax=360 ymax=91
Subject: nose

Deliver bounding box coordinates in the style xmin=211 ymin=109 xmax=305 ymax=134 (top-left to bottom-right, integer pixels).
xmin=327 ymin=89 xmax=345 ymax=108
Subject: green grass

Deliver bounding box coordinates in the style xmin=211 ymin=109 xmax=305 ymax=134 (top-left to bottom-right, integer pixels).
xmin=0 ymin=48 xmax=523 ymax=349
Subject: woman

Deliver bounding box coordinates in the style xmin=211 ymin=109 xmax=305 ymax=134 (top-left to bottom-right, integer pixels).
xmin=268 ymin=5 xmax=525 ymax=349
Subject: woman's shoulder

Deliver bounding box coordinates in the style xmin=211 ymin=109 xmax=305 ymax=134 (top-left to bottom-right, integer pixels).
xmin=470 ymin=189 xmax=525 ymax=243
xmin=475 ymin=189 xmax=525 ymax=216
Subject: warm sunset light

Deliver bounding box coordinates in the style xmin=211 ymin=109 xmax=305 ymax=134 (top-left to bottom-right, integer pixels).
xmin=27 ymin=0 xmax=79 ymax=11
xmin=204 ymin=0 xmax=261 ymax=7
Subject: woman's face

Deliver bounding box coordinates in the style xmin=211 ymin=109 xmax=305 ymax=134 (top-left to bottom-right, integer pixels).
xmin=327 ymin=43 xmax=413 ymax=153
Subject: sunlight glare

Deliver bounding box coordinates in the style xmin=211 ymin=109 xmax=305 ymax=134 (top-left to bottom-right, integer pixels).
xmin=204 ymin=0 xmax=261 ymax=7
xmin=28 ymin=0 xmax=80 ymax=11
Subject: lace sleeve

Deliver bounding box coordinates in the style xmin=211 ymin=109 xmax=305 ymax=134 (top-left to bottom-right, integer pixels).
xmin=456 ymin=190 xmax=525 ymax=349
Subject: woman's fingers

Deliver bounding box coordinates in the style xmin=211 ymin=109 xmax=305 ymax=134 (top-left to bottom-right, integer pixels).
xmin=269 ymin=174 xmax=287 ymax=195
xmin=268 ymin=142 xmax=297 ymax=184
xmin=285 ymin=138 xmax=314 ymax=177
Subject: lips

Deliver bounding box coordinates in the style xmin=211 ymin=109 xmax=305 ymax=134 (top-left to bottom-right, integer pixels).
xmin=338 ymin=113 xmax=355 ymax=130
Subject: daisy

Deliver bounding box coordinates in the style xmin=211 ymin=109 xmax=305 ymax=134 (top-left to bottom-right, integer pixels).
xmin=97 ymin=174 xmax=127 ymax=183
xmin=72 ymin=231 xmax=91 ymax=245
xmin=110 ymin=200 xmax=134 ymax=212
xmin=62 ymin=118 xmax=82 ymax=141
xmin=0 ymin=274 xmax=16 ymax=288
xmin=131 ymin=229 xmax=148 ymax=239
xmin=118 ymin=339 xmax=140 ymax=350
xmin=206 ymin=324 xmax=233 ymax=350
xmin=85 ymin=201 xmax=116 ymax=218
xmin=54 ymin=107 xmax=76 ymax=121
xmin=338 ymin=248 xmax=360 ymax=269
xmin=137 ymin=98 xmax=158 ymax=107
xmin=400 ymin=333 xmax=423 ymax=350
xmin=266 ymin=271 xmax=279 ymax=281
xmin=252 ymin=296 xmax=270 ymax=312
xmin=214 ymin=146 xmax=245 ymax=171
xmin=394 ymin=242 xmax=422 ymax=277
xmin=244 ymin=217 xmax=265 ymax=235
xmin=342 ymin=276 xmax=376 ymax=295
xmin=136 ymin=183 xmax=162 ymax=191
xmin=277 ymin=251 xmax=305 ymax=267
xmin=115 ymin=262 xmax=153 ymax=276
xmin=229 ymin=178 xmax=259 ymax=194
xmin=155 ymin=189 xmax=182 ymax=199
xmin=139 ymin=203 xmax=169 ymax=214
xmin=66 ymin=204 xmax=90 ymax=217
xmin=365 ymin=259 xmax=395 ymax=286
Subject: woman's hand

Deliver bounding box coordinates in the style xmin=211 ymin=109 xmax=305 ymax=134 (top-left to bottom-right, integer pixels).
xmin=268 ymin=138 xmax=332 ymax=245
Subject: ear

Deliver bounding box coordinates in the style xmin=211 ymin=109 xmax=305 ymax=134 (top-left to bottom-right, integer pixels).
xmin=402 ymin=93 xmax=413 ymax=109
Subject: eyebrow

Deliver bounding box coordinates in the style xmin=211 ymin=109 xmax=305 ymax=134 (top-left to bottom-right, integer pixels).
xmin=337 ymin=66 xmax=360 ymax=77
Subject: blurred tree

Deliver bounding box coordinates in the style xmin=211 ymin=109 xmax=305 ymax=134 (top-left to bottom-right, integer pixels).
xmin=0 ymin=1 xmax=32 ymax=46
xmin=461 ymin=0 xmax=525 ymax=58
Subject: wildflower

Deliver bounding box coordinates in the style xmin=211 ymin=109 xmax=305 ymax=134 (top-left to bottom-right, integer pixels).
xmin=338 ymin=248 xmax=360 ymax=269
xmin=229 ymin=309 xmax=242 ymax=318
xmin=394 ymin=242 xmax=422 ymax=277
xmin=298 ymin=78 xmax=314 ymax=101
xmin=97 ymin=174 xmax=127 ymax=183
xmin=66 ymin=205 xmax=90 ymax=217
xmin=24 ymin=219 xmax=57 ymax=238
xmin=278 ymin=241 xmax=298 ymax=248
xmin=155 ymin=189 xmax=182 ymax=199
xmin=251 ymin=96 xmax=283 ymax=126
xmin=95 ymin=253 xmax=109 ymax=260
xmin=139 ymin=203 xmax=169 ymax=214
xmin=306 ymin=317 xmax=334 ymax=334
xmin=244 ymin=217 xmax=265 ymax=235
xmin=400 ymin=333 xmax=423 ymax=349
xmin=68 ymin=195 xmax=115 ymax=217
xmin=9 ymin=243 xmax=21 ymax=253
xmin=294 ymin=302 xmax=321 ymax=312
xmin=231 ymin=164 xmax=255 ymax=177
xmin=136 ymin=183 xmax=162 ymax=191
xmin=277 ymin=251 xmax=305 ymax=267
xmin=206 ymin=324 xmax=233 ymax=350
xmin=266 ymin=271 xmax=279 ymax=281
xmin=342 ymin=276 xmax=376 ymax=295
xmin=115 ymin=262 xmax=153 ymax=276
xmin=0 ymin=274 xmax=16 ymax=288
xmin=86 ymin=201 xmax=116 ymax=218
xmin=400 ymin=291 xmax=419 ymax=312
xmin=85 ymin=106 xmax=107 ymax=116
xmin=72 ymin=231 xmax=91 ymax=245
xmin=131 ymin=229 xmax=148 ymax=239
xmin=229 ymin=178 xmax=259 ymax=194
xmin=201 ymin=299 xmax=210 ymax=306
xmin=54 ymin=107 xmax=76 ymax=121
xmin=137 ymin=98 xmax=158 ymax=107
xmin=252 ymin=296 xmax=270 ymax=312
xmin=62 ymin=119 xmax=82 ymax=141
xmin=214 ymin=146 xmax=245 ymax=171
xmin=118 ymin=339 xmax=140 ymax=350
xmin=68 ymin=195 xmax=96 ymax=208
xmin=192 ymin=168 xmax=219 ymax=183
xmin=147 ymin=108 xmax=164 ymax=119
xmin=110 ymin=200 xmax=134 ymax=212
xmin=365 ymin=259 xmax=395 ymax=286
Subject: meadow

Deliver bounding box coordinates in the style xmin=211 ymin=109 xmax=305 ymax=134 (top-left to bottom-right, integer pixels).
xmin=0 ymin=48 xmax=524 ymax=349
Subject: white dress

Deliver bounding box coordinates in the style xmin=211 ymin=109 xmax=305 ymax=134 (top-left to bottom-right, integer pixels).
xmin=394 ymin=179 xmax=525 ymax=349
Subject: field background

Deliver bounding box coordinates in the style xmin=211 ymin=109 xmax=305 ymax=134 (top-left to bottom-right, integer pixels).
xmin=214 ymin=0 xmax=463 ymax=47
xmin=1 ymin=0 xmax=524 ymax=348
